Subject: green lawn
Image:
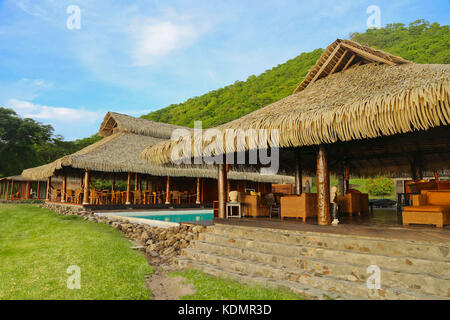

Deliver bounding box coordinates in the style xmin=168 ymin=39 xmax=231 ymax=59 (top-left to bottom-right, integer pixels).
xmin=0 ymin=204 xmax=152 ymax=300
xmin=171 ymin=269 xmax=305 ymax=300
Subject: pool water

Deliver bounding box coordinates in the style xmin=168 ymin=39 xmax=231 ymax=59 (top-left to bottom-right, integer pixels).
xmin=130 ymin=210 xmax=214 ymax=223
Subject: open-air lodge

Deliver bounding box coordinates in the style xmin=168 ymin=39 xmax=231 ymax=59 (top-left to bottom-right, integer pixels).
xmin=144 ymin=39 xmax=450 ymax=228
xmin=2 ymin=39 xmax=449 ymax=229
xmin=3 ymin=38 xmax=450 ymax=300
xmin=8 ymin=112 xmax=293 ymax=211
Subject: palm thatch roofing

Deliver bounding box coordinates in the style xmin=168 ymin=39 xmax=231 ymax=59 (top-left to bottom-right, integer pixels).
xmin=22 ymin=112 xmax=293 ymax=184
xmin=0 ymin=175 xmax=46 ymax=182
xmin=143 ymin=39 xmax=450 ymax=177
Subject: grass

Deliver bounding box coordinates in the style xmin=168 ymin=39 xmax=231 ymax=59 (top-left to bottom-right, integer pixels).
xmin=0 ymin=204 xmax=152 ymax=300
xmin=170 ymin=269 xmax=305 ymax=300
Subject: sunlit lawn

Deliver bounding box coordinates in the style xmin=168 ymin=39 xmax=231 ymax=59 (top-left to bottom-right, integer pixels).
xmin=171 ymin=269 xmax=305 ymax=300
xmin=0 ymin=204 xmax=152 ymax=300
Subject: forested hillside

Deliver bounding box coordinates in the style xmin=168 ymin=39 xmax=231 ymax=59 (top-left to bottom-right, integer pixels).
xmin=141 ymin=20 xmax=449 ymax=128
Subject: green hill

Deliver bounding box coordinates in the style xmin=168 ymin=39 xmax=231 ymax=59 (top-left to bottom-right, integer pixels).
xmin=141 ymin=20 xmax=449 ymax=128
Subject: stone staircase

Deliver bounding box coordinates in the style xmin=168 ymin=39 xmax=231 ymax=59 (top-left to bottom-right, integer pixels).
xmin=178 ymin=224 xmax=450 ymax=300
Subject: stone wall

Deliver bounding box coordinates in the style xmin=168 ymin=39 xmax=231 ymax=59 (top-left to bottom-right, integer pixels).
xmin=40 ymin=202 xmax=207 ymax=266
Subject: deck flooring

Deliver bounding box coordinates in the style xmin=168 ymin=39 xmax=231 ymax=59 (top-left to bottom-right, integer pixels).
xmin=214 ymin=209 xmax=450 ymax=243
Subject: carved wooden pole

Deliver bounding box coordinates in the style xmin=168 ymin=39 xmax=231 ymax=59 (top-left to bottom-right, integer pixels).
xmin=46 ymin=177 xmax=51 ymax=201
xmin=82 ymin=170 xmax=90 ymax=205
xmin=26 ymin=181 xmax=31 ymax=200
xmin=165 ymin=176 xmax=171 ymax=204
xmin=295 ymin=151 xmax=302 ymax=195
xmin=218 ymin=162 xmax=227 ymax=218
xmin=434 ymin=171 xmax=439 ymax=182
xmin=61 ymin=175 xmax=67 ymax=202
xmin=344 ymin=165 xmax=350 ymax=194
xmin=135 ymin=173 xmax=139 ymax=191
xmin=4 ymin=181 xmax=7 ymax=199
xmin=125 ymin=172 xmax=131 ymax=205
xmin=196 ymin=178 xmax=201 ymax=204
xmin=10 ymin=179 xmax=14 ymax=200
xmin=36 ymin=181 xmax=40 ymax=200
xmin=316 ymin=145 xmax=330 ymax=226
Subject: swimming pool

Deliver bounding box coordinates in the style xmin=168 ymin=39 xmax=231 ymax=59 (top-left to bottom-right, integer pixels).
xmin=102 ymin=210 xmax=214 ymax=224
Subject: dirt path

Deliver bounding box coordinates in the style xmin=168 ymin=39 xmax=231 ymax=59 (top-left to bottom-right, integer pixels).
xmin=147 ymin=267 xmax=196 ymax=300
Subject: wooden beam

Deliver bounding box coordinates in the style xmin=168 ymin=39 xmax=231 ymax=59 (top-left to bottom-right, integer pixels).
xmin=61 ymin=175 xmax=67 ymax=202
xmin=342 ymin=54 xmax=356 ymax=71
xmin=26 ymin=181 xmax=31 ymax=200
xmin=316 ymin=145 xmax=330 ymax=226
xmin=46 ymin=177 xmax=51 ymax=201
xmin=329 ymin=49 xmax=348 ymax=75
xmin=126 ymin=172 xmax=131 ymax=205
xmin=10 ymin=180 xmax=14 ymax=200
xmin=36 ymin=181 xmax=40 ymax=200
xmin=82 ymin=170 xmax=90 ymax=205
xmin=340 ymin=42 xmax=396 ymax=66
xmin=218 ymin=163 xmax=227 ymax=219
xmin=309 ymin=44 xmax=341 ymax=84
xmin=165 ymin=176 xmax=171 ymax=204
xmin=196 ymin=177 xmax=201 ymax=204
xmin=295 ymin=151 xmax=302 ymax=195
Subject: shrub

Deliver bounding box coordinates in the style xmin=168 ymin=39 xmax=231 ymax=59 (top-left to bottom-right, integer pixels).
xmin=365 ymin=177 xmax=394 ymax=198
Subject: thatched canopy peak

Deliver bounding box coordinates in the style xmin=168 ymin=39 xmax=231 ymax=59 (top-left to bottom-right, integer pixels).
xmin=99 ymin=112 xmax=187 ymax=139
xmin=294 ymin=39 xmax=411 ymax=93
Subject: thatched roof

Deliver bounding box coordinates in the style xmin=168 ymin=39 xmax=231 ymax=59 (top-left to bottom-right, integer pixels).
xmin=293 ymin=39 xmax=410 ymax=93
xmin=0 ymin=175 xmax=45 ymax=182
xmin=99 ymin=112 xmax=186 ymax=139
xmin=144 ymin=46 xmax=449 ymax=167
xmin=22 ymin=113 xmax=293 ymax=184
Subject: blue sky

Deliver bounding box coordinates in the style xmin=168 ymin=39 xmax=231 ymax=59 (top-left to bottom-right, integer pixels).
xmin=0 ymin=0 xmax=448 ymax=140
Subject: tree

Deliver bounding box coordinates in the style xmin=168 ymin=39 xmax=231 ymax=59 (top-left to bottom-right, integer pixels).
xmin=365 ymin=177 xmax=394 ymax=198
xmin=0 ymin=108 xmax=53 ymax=177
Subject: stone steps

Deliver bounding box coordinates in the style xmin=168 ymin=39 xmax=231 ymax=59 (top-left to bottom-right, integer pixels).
xmin=178 ymin=224 xmax=450 ymax=299
xmin=211 ymin=224 xmax=450 ymax=262
xmin=178 ymin=258 xmax=362 ymax=300
xmin=199 ymin=232 xmax=450 ymax=279
xmin=181 ymin=248 xmax=443 ymax=300
xmin=193 ymin=240 xmax=450 ymax=297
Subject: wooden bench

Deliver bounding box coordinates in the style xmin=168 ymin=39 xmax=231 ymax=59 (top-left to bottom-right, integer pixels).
xmin=403 ymin=190 xmax=450 ymax=228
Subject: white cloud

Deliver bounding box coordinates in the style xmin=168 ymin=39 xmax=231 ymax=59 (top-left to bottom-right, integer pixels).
xmin=129 ymin=18 xmax=204 ymax=66
xmin=8 ymin=98 xmax=101 ymax=123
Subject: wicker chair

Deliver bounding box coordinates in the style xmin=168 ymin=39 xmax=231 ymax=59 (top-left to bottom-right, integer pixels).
xmin=265 ymin=193 xmax=280 ymax=219
xmin=134 ymin=190 xmax=142 ymax=204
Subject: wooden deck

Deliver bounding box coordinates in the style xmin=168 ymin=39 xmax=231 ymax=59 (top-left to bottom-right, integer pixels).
xmin=214 ymin=209 xmax=450 ymax=243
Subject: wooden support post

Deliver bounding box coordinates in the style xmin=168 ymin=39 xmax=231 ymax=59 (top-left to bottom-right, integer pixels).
xmin=5 ymin=181 xmax=10 ymax=200
xmin=10 ymin=179 xmax=14 ymax=200
xmin=46 ymin=177 xmax=51 ymax=201
xmin=112 ymin=177 xmax=115 ymax=192
xmin=165 ymin=176 xmax=171 ymax=204
xmin=61 ymin=175 xmax=67 ymax=202
xmin=135 ymin=173 xmax=139 ymax=191
xmin=36 ymin=181 xmax=40 ymax=200
xmin=345 ymin=165 xmax=350 ymax=193
xmin=218 ymin=163 xmax=227 ymax=219
xmin=196 ymin=178 xmax=201 ymax=204
xmin=434 ymin=171 xmax=440 ymax=182
xmin=26 ymin=181 xmax=31 ymax=200
xmin=295 ymin=151 xmax=302 ymax=195
xmin=82 ymin=170 xmax=90 ymax=205
xmin=316 ymin=145 xmax=330 ymax=226
xmin=126 ymin=172 xmax=131 ymax=205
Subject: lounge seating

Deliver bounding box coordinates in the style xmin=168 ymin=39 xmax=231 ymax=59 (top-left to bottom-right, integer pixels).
xmin=280 ymin=193 xmax=317 ymax=222
xmin=336 ymin=189 xmax=369 ymax=216
xmin=240 ymin=193 xmax=270 ymax=217
xmin=265 ymin=193 xmax=280 ymax=219
xmin=403 ymin=190 xmax=450 ymax=227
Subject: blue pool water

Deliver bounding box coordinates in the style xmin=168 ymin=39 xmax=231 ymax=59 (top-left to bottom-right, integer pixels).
xmin=130 ymin=210 xmax=213 ymax=223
